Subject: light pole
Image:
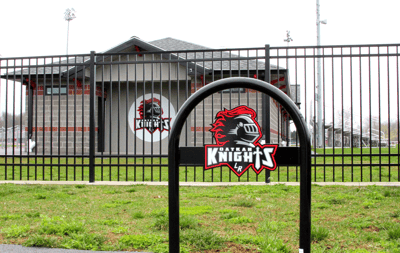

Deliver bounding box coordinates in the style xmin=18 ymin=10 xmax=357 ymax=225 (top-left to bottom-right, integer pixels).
xmin=284 ymin=30 xmax=293 ymax=46
xmin=316 ymin=0 xmax=327 ymax=148
xmin=283 ymin=30 xmax=293 ymax=146
xmin=64 ymin=8 xmax=76 ymax=55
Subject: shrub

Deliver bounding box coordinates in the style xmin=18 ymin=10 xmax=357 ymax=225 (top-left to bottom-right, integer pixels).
xmin=390 ymin=210 xmax=400 ymax=218
xmin=226 ymin=216 xmax=253 ymax=224
xmin=229 ymin=234 xmax=290 ymax=253
xmin=39 ymin=216 xmax=85 ymax=236
xmin=112 ymin=226 xmax=128 ymax=234
xmin=98 ymin=219 xmax=120 ymax=226
xmin=180 ymin=206 xmax=212 ymax=215
xmin=388 ymin=226 xmax=400 ymax=240
xmin=326 ymin=197 xmax=345 ymax=205
xmin=233 ymin=197 xmax=255 ymax=208
xmin=257 ymin=221 xmax=285 ymax=233
xmin=25 ymin=212 xmax=40 ymax=218
xmin=348 ymin=217 xmax=373 ymax=229
xmin=23 ymin=234 xmax=58 ymax=248
xmin=365 ymin=191 xmax=384 ymax=200
xmin=311 ymin=225 xmax=329 ymax=242
xmin=0 ymin=214 xmax=21 ymax=220
xmin=60 ymin=233 xmax=107 ymax=250
xmin=152 ymin=215 xmax=169 ymax=231
xmin=148 ymin=243 xmax=191 ymax=253
xmin=132 ymin=211 xmax=145 ymax=219
xmin=179 ymin=215 xmax=199 ymax=230
xmin=119 ymin=234 xmax=165 ymax=249
xmin=180 ymin=229 xmax=223 ymax=251
xmin=384 ymin=190 xmax=391 ymax=197
xmin=152 ymin=214 xmax=198 ymax=231
xmin=150 ymin=208 xmax=167 ymax=218
xmin=2 ymin=224 xmax=30 ymax=238
xmin=221 ymin=211 xmax=239 ymax=220
xmin=34 ymin=194 xmax=47 ymax=200
xmin=362 ymin=201 xmax=375 ymax=209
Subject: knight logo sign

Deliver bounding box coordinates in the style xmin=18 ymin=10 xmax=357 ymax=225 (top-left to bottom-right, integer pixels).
xmin=205 ymin=106 xmax=278 ymax=177
xmin=128 ymin=94 xmax=176 ymax=142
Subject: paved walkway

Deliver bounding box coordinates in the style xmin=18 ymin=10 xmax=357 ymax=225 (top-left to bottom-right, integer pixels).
xmin=1 ymin=180 xmax=399 ymax=187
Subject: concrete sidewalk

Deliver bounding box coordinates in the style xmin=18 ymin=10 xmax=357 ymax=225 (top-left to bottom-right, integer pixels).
xmin=1 ymin=180 xmax=399 ymax=187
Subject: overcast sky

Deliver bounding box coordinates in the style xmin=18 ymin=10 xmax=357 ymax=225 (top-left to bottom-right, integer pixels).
xmin=0 ymin=0 xmax=399 ymax=123
xmin=1 ymin=0 xmax=399 ymax=57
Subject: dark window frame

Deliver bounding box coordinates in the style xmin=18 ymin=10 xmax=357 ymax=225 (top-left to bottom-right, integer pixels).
xmin=45 ymin=86 xmax=67 ymax=95
xmin=219 ymin=88 xmax=246 ymax=93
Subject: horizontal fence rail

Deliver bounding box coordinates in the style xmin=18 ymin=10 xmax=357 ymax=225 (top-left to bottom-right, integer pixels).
xmin=0 ymin=43 xmax=399 ymax=182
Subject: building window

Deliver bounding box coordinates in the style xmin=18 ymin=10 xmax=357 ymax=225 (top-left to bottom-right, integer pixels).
xmin=45 ymin=86 xmax=67 ymax=95
xmin=219 ymin=88 xmax=245 ymax=93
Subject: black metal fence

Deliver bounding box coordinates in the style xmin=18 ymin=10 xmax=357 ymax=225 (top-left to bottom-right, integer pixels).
xmin=0 ymin=43 xmax=399 ymax=182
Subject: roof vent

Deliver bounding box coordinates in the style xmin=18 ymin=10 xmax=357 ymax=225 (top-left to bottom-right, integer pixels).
xmin=131 ymin=36 xmax=140 ymax=39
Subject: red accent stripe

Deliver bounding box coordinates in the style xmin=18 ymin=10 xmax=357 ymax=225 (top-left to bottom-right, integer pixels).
xmin=26 ymin=85 xmax=107 ymax=98
xmin=191 ymin=126 xmax=212 ymax=132
xmin=25 ymin=127 xmax=98 ymax=132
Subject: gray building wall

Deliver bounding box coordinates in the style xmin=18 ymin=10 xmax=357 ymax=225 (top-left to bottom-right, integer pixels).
xmin=25 ymin=81 xmax=95 ymax=155
xmin=25 ymin=64 xmax=289 ymax=155
xmin=103 ymin=80 xmax=190 ymax=155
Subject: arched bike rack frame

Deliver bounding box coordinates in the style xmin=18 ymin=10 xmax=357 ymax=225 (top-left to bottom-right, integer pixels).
xmin=168 ymin=77 xmax=311 ymax=253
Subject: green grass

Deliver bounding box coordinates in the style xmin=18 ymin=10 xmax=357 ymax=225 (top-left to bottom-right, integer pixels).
xmin=0 ymin=146 xmax=399 ymax=182
xmin=0 ymin=184 xmax=399 ymax=252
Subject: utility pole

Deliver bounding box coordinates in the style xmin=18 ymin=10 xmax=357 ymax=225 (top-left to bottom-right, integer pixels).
xmin=316 ymin=0 xmax=327 ymax=148
xmin=64 ymin=8 xmax=76 ymax=55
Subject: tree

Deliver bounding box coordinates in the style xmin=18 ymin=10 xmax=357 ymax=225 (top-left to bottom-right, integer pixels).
xmin=0 ymin=112 xmax=25 ymax=129
xmin=381 ymin=119 xmax=399 ymax=141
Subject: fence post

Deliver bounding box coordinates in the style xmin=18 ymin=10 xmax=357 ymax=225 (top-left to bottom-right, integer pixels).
xmin=263 ymin=44 xmax=271 ymax=183
xmin=89 ymin=51 xmax=96 ymax=183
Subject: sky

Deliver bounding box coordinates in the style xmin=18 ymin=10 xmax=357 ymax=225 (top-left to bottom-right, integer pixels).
xmin=0 ymin=0 xmax=399 ymax=126
xmin=1 ymin=0 xmax=399 ymax=57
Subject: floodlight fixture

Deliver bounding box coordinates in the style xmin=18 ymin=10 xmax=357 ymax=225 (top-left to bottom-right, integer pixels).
xmin=64 ymin=8 xmax=76 ymax=22
xmin=284 ymin=30 xmax=293 ymax=46
xmin=320 ymin=19 xmax=327 ymax=25
xmin=64 ymin=8 xmax=76 ymax=55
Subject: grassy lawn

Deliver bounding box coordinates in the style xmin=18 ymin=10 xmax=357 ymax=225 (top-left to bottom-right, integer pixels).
xmin=0 ymin=184 xmax=399 ymax=252
xmin=0 ymin=147 xmax=399 ymax=183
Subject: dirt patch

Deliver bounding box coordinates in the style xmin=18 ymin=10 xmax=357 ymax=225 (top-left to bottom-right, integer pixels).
xmin=363 ymin=225 xmax=380 ymax=232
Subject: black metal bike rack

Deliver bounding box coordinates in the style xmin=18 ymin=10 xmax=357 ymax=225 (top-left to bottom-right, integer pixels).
xmin=168 ymin=77 xmax=311 ymax=253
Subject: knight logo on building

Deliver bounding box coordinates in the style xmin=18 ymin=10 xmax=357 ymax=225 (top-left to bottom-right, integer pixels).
xmin=205 ymin=106 xmax=278 ymax=177
xmin=128 ymin=94 xmax=176 ymax=142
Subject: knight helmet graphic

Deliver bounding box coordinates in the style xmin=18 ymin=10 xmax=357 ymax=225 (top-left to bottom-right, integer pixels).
xmin=206 ymin=105 xmax=277 ymax=177
xmin=226 ymin=114 xmax=260 ymax=147
xmin=135 ymin=98 xmax=170 ymax=133
xmin=210 ymin=106 xmax=261 ymax=148
xmin=143 ymin=101 xmax=162 ymax=119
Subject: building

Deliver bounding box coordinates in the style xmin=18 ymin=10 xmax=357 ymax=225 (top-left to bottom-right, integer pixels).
xmin=1 ymin=37 xmax=294 ymax=155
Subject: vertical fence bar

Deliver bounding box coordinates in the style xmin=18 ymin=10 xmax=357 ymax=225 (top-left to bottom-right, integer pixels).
xmin=89 ymin=51 xmax=96 ymax=183
xmin=387 ymin=46 xmax=391 ymax=182
xmin=397 ymin=46 xmax=400 ymax=182
xmin=126 ymin=54 xmax=130 ymax=181
xmin=263 ymin=44 xmax=271 ymax=183
xmin=117 ymin=55 xmax=121 ymax=181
